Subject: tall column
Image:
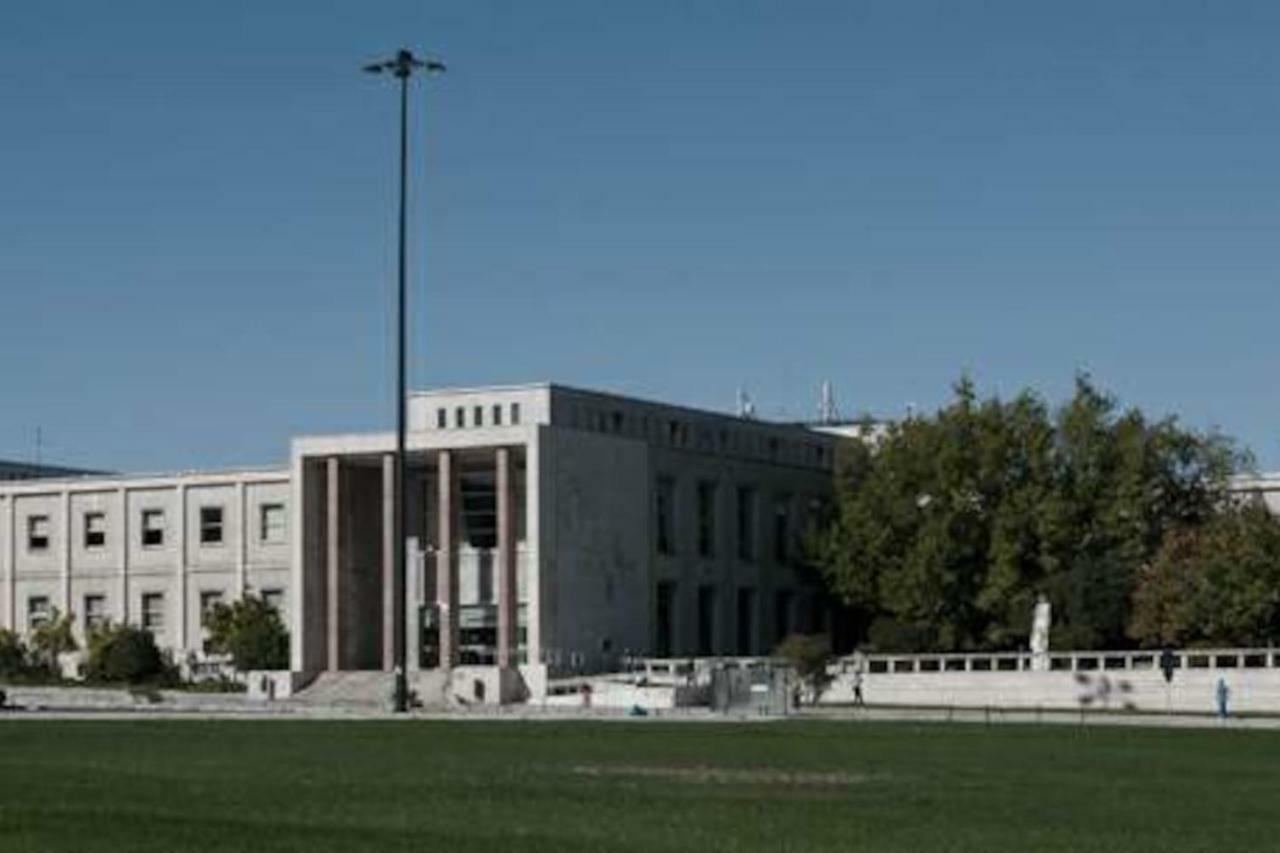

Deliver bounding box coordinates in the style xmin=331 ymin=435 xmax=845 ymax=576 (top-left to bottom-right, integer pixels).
xmin=61 ymin=491 xmax=72 ymax=617
xmin=118 ymin=487 xmax=129 ymax=624
xmin=326 ymin=457 xmax=341 ymax=671
xmin=437 ymin=449 xmax=457 ymax=669
xmin=496 ymin=447 xmax=516 ymax=669
xmin=381 ymin=453 xmax=396 ymax=671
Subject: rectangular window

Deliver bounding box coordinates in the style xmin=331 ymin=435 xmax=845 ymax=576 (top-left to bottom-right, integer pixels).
xmin=200 ymin=590 xmax=224 ymax=627
xmin=655 ymin=582 xmax=676 ymax=658
xmin=736 ymin=587 xmax=756 ymax=656
xmin=142 ymin=509 xmax=165 ymax=547
xmin=773 ymin=497 xmax=791 ymax=564
xmin=774 ymin=589 xmax=794 ymax=643
xmin=261 ymin=588 xmax=285 ymax=613
xmin=260 ymin=503 xmax=286 ymax=543
xmin=436 ymin=408 xmax=447 ymax=429
xmin=27 ymin=515 xmax=50 ymax=551
xmin=655 ymin=476 xmax=676 ymax=556
xmin=697 ymin=585 xmax=716 ymax=657
xmin=697 ymin=481 xmax=717 ymax=558
xmin=510 ymin=402 xmax=521 ymax=425
xmin=200 ymin=506 xmax=224 ymax=545
xmin=84 ymin=512 xmax=107 ymax=549
xmin=736 ymin=486 xmax=756 ymax=561
xmin=27 ymin=596 xmax=51 ymax=630
xmin=473 ymin=405 xmax=484 ymax=427
xmin=455 ymin=407 xmax=465 ymax=428
xmin=141 ymin=593 xmax=165 ymax=632
xmin=84 ymin=594 xmax=107 ymax=631
xmin=492 ymin=404 xmax=503 ymax=426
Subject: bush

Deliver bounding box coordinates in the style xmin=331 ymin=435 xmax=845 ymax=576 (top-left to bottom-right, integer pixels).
xmin=206 ymin=596 xmax=289 ymax=671
xmin=29 ymin=610 xmax=77 ymax=672
xmin=774 ymin=634 xmax=833 ymax=704
xmin=0 ymin=629 xmax=29 ymax=680
xmin=85 ymin=623 xmax=175 ymax=685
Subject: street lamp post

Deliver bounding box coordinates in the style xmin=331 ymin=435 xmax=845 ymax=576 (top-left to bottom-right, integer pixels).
xmin=363 ymin=48 xmax=445 ymax=713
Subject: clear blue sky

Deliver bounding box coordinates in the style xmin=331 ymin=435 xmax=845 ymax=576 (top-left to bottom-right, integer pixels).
xmin=4 ymin=1 xmax=1280 ymax=472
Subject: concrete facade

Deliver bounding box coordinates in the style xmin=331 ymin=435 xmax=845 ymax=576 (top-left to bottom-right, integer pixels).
xmin=0 ymin=468 xmax=290 ymax=662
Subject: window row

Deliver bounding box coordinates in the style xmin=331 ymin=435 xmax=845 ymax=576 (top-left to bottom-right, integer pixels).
xmin=25 ymin=588 xmax=284 ymax=635
xmin=655 ymin=478 xmax=797 ymax=564
xmin=435 ymin=402 xmax=522 ymax=430
xmin=17 ymin=503 xmax=287 ymax=553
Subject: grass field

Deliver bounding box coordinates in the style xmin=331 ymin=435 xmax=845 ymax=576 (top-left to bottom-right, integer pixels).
xmin=1 ymin=719 xmax=1277 ymax=852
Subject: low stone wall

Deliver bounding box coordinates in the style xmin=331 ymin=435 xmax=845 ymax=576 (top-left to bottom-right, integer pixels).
xmin=822 ymin=657 xmax=1280 ymax=715
xmin=0 ymin=684 xmax=258 ymax=712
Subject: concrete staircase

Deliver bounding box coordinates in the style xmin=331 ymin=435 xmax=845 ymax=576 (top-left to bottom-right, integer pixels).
xmin=289 ymin=672 xmax=396 ymax=711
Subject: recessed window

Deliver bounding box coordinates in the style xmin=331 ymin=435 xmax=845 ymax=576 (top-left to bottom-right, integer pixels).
xmin=84 ymin=512 xmax=106 ymax=549
xmin=27 ymin=515 xmax=50 ymax=552
xmin=200 ymin=590 xmax=224 ymax=628
xmin=773 ymin=497 xmax=790 ymax=564
xmin=141 ymin=509 xmax=165 ymax=547
xmin=455 ymin=407 xmax=465 ymax=428
xmin=473 ymin=405 xmax=484 ymax=427
xmin=656 ymin=476 xmax=676 ymax=556
xmin=697 ymin=481 xmax=717 ymax=558
xmin=260 ymin=503 xmax=286 ymax=543
xmin=492 ymin=404 xmax=503 ymax=426
xmin=27 ymin=596 xmax=52 ymax=630
xmin=436 ymin=408 xmax=447 ymax=429
xmin=262 ymin=588 xmax=285 ymax=613
xmin=200 ymin=506 xmax=224 ymax=546
xmin=736 ymin=486 xmax=757 ymax=562
xmin=141 ymin=593 xmax=165 ymax=633
xmin=510 ymin=402 xmax=521 ymax=425
xmin=84 ymin=595 xmax=107 ymax=631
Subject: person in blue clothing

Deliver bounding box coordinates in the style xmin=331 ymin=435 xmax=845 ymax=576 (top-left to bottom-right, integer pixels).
xmin=1216 ymin=677 xmax=1230 ymax=719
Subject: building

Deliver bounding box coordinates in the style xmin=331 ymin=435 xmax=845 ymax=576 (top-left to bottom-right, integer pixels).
xmin=0 ymin=383 xmax=839 ymax=701
xmin=0 ymin=460 xmax=104 ymax=482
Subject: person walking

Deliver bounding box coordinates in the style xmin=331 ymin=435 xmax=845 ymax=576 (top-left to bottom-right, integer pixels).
xmin=1216 ymin=677 xmax=1230 ymax=720
xmin=852 ymin=668 xmax=865 ymax=708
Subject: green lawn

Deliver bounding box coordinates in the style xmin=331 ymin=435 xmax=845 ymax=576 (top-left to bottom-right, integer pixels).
xmin=0 ymin=718 xmax=1276 ymax=852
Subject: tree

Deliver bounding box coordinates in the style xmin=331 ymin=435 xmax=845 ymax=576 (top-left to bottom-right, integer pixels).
xmin=0 ymin=629 xmax=29 ymax=680
xmin=1130 ymin=505 xmax=1280 ymax=648
xmin=774 ymin=634 xmax=833 ymax=704
xmin=206 ymin=595 xmax=289 ymax=671
xmin=810 ymin=375 xmax=1241 ymax=652
xmin=85 ymin=622 xmax=171 ymax=685
xmin=29 ymin=609 xmax=77 ymax=674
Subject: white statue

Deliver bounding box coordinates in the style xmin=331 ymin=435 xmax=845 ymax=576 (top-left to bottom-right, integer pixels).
xmin=1030 ymin=594 xmax=1052 ymax=671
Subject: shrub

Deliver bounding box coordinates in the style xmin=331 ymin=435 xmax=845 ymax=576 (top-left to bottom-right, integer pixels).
xmin=29 ymin=610 xmax=77 ymax=672
xmin=206 ymin=595 xmax=289 ymax=671
xmin=0 ymin=629 xmax=29 ymax=680
xmin=85 ymin=623 xmax=174 ymax=685
xmin=774 ymin=633 xmax=833 ymax=704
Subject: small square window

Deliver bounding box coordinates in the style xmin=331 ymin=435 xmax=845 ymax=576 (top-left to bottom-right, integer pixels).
xmin=141 ymin=510 xmax=165 ymax=547
xmin=84 ymin=595 xmax=107 ymax=631
xmin=262 ymin=588 xmax=285 ymax=613
xmin=84 ymin=512 xmax=107 ymax=549
xmin=200 ymin=506 xmax=224 ymax=546
xmin=260 ymin=503 xmax=286 ymax=543
xmin=27 ymin=515 xmax=50 ymax=551
xmin=27 ymin=596 xmax=51 ymax=630
xmin=141 ymin=593 xmax=165 ymax=632
xmin=200 ymin=590 xmax=224 ymax=627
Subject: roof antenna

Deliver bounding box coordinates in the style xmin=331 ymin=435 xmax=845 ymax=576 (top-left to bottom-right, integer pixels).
xmin=737 ymin=387 xmax=756 ymax=419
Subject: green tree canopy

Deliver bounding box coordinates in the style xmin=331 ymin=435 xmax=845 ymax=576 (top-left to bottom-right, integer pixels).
xmin=1130 ymin=504 xmax=1280 ymax=648
xmin=810 ymin=375 xmax=1242 ymax=652
xmin=206 ymin=595 xmax=289 ymax=671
